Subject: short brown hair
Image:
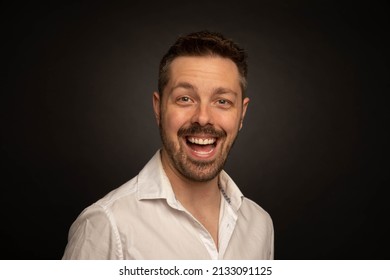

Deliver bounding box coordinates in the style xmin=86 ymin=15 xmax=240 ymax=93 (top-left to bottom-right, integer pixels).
xmin=158 ymin=30 xmax=248 ymax=96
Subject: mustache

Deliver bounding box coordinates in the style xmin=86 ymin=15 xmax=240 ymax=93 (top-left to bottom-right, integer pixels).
xmin=178 ymin=123 xmax=226 ymax=138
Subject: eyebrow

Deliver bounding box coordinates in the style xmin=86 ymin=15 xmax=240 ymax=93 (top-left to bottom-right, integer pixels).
xmin=171 ymin=82 xmax=239 ymax=96
xmin=170 ymin=82 xmax=197 ymax=94
xmin=213 ymin=87 xmax=239 ymax=97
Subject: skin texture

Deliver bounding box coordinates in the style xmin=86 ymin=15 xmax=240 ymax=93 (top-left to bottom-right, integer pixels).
xmin=152 ymin=55 xmax=249 ymax=247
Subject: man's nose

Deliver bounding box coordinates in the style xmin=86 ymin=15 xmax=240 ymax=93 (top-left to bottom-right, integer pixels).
xmin=191 ymin=103 xmax=213 ymax=126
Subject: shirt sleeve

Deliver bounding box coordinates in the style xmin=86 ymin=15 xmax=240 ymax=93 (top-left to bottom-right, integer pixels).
xmin=62 ymin=204 xmax=123 ymax=260
xmin=269 ymin=222 xmax=274 ymax=260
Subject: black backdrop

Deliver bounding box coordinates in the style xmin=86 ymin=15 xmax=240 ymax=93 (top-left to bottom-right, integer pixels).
xmin=1 ymin=0 xmax=389 ymax=259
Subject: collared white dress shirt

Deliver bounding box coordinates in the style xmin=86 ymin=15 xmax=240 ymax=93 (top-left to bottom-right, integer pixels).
xmin=62 ymin=150 xmax=274 ymax=259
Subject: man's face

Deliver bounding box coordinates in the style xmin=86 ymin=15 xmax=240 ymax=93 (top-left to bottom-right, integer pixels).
xmin=153 ymin=56 xmax=249 ymax=182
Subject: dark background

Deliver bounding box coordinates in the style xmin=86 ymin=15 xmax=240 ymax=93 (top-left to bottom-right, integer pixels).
xmin=1 ymin=0 xmax=389 ymax=259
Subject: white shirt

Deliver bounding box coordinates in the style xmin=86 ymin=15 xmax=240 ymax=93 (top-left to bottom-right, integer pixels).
xmin=62 ymin=150 xmax=274 ymax=259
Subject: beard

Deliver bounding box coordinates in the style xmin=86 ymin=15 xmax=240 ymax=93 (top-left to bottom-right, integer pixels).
xmin=159 ymin=122 xmax=238 ymax=182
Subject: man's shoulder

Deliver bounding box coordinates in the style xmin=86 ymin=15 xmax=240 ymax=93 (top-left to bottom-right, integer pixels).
xmin=76 ymin=151 xmax=164 ymax=219
xmin=240 ymin=197 xmax=273 ymax=224
xmin=68 ymin=176 xmax=140 ymax=232
xmin=93 ymin=176 xmax=139 ymax=210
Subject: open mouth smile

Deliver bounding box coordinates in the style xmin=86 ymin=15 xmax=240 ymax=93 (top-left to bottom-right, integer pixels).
xmin=185 ymin=136 xmax=218 ymax=157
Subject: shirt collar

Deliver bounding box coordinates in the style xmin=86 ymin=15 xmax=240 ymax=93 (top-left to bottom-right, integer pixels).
xmin=218 ymin=170 xmax=243 ymax=212
xmin=136 ymin=150 xmax=178 ymax=207
xmin=137 ymin=149 xmax=243 ymax=212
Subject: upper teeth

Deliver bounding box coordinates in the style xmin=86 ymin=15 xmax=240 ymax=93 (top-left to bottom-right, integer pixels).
xmin=188 ymin=137 xmax=216 ymax=145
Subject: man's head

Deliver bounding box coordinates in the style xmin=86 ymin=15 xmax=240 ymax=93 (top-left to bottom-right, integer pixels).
xmin=153 ymin=31 xmax=250 ymax=182
xmin=158 ymin=30 xmax=248 ymax=97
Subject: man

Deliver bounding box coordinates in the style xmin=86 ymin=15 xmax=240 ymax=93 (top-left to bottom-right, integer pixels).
xmin=62 ymin=30 xmax=274 ymax=259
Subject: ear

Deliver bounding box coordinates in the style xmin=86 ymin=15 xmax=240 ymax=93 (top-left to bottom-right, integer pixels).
xmin=239 ymin=97 xmax=250 ymax=130
xmin=153 ymin=91 xmax=161 ymax=125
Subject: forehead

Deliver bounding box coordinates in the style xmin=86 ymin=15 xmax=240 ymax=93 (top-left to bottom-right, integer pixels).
xmin=167 ymin=56 xmax=241 ymax=94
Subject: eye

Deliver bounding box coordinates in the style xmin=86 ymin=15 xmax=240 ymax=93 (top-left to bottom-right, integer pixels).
xmin=180 ymin=96 xmax=190 ymax=102
xmin=176 ymin=96 xmax=193 ymax=105
xmin=215 ymin=99 xmax=232 ymax=108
